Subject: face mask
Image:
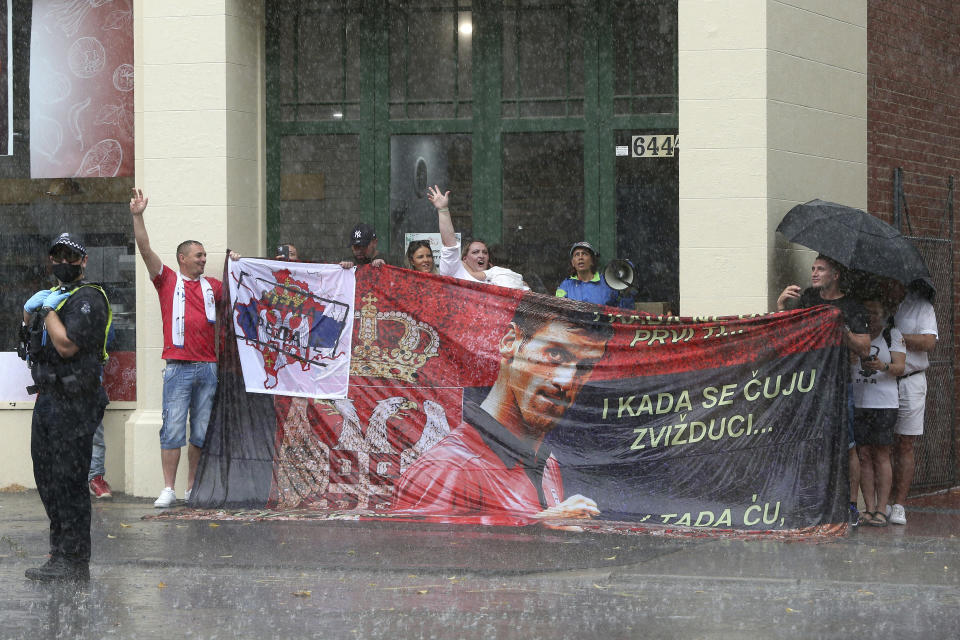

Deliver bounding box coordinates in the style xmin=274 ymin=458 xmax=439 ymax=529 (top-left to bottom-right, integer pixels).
xmin=52 ymin=262 xmax=83 ymax=283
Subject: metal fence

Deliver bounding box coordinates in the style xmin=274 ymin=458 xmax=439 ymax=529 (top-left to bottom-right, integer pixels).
xmin=895 ymin=169 xmax=956 ymax=492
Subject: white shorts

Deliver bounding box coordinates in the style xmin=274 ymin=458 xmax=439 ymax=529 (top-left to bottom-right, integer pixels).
xmin=895 ymin=372 xmax=927 ymax=436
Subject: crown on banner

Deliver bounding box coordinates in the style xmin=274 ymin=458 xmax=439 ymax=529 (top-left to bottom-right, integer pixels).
xmin=350 ymin=293 xmax=440 ymax=382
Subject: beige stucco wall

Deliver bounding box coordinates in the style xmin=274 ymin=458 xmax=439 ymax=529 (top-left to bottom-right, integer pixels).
xmin=124 ymin=0 xmax=265 ymax=497
xmin=0 ymin=405 xmax=133 ymax=491
xmin=678 ymin=0 xmax=867 ymax=316
xmin=0 ymin=408 xmax=35 ymax=489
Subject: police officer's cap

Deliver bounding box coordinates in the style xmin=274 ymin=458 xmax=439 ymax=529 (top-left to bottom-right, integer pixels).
xmin=49 ymin=232 xmax=87 ymax=257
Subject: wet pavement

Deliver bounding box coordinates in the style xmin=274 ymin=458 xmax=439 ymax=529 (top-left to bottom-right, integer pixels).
xmin=1 ymin=489 xmax=959 ymax=639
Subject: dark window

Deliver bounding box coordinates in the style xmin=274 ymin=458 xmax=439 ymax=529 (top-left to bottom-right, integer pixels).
xmin=276 ymin=134 xmax=362 ymax=264
xmin=267 ymin=0 xmax=678 ymax=304
xmin=501 ymin=132 xmax=584 ymax=292
xmin=0 ymin=0 xmax=136 ymax=400
xmin=389 ymin=2 xmax=473 ymax=120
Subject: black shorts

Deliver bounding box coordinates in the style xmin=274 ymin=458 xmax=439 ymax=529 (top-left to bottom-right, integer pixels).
xmin=853 ymin=408 xmax=897 ymax=447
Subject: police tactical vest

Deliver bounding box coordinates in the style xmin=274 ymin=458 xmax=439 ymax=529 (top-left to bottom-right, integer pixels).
xmin=23 ymin=282 xmax=112 ymax=395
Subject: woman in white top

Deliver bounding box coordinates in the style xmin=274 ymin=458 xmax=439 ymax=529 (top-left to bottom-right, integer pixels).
xmin=850 ymin=297 xmax=906 ymax=526
xmin=426 ymin=185 xmax=528 ymax=290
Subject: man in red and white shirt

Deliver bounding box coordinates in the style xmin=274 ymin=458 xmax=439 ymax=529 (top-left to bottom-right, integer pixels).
xmin=392 ymin=295 xmax=612 ymax=526
xmin=130 ymin=189 xmax=238 ymax=508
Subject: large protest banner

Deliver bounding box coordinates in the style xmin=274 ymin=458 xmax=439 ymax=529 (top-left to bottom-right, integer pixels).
xmin=193 ymin=260 xmax=849 ymax=536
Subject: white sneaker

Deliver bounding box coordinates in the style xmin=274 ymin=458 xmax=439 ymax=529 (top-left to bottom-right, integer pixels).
xmin=184 ymin=488 xmax=192 ymax=502
xmin=153 ymin=487 xmax=176 ymax=508
xmin=889 ymin=503 xmax=907 ymax=525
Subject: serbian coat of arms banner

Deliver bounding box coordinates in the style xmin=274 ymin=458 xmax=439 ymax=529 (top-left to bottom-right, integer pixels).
xmin=194 ymin=261 xmax=849 ymax=536
xmin=229 ymin=259 xmax=354 ymax=399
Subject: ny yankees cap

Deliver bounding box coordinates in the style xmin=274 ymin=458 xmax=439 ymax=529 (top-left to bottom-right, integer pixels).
xmin=351 ymin=223 xmax=376 ymax=246
xmin=49 ymin=232 xmax=87 ymax=257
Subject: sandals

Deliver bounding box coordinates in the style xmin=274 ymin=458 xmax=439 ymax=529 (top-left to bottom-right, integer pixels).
xmin=863 ymin=511 xmax=889 ymax=527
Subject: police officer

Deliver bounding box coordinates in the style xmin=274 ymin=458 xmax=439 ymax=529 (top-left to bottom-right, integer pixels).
xmin=21 ymin=233 xmax=110 ymax=582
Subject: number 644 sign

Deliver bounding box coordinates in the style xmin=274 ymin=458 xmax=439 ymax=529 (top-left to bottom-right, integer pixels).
xmin=631 ymin=134 xmax=679 ymax=158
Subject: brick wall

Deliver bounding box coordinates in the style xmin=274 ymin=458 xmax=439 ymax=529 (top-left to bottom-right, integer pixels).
xmin=868 ymin=0 xmax=960 ymax=490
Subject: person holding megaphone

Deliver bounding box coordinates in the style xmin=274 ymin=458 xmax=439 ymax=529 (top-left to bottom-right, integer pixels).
xmin=556 ymin=241 xmax=633 ymax=308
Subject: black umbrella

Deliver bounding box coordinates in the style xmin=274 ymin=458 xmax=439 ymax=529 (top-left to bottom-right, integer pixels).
xmin=776 ymin=199 xmax=931 ymax=285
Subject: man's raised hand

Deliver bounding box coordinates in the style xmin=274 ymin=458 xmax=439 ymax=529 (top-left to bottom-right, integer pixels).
xmin=776 ymin=284 xmax=802 ymax=311
xmin=130 ymin=188 xmax=148 ymax=216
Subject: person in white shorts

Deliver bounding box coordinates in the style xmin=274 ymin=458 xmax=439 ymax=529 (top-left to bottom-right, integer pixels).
xmin=889 ymin=279 xmax=938 ymax=525
xmin=426 ymin=185 xmax=529 ymax=290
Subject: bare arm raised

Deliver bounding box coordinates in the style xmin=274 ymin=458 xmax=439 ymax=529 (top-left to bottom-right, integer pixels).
xmin=427 ymin=185 xmax=457 ymax=248
xmin=776 ymin=285 xmax=802 ymax=311
xmin=130 ymin=188 xmax=163 ymax=280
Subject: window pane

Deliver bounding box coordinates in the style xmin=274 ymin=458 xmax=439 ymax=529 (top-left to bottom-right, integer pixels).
xmin=0 ymin=179 xmax=137 ymax=399
xmin=389 ymin=2 xmax=472 ymax=120
xmin=276 ymin=135 xmax=361 ymax=263
xmin=613 ymin=0 xmax=678 ymax=115
xmin=389 ymin=134 xmax=472 ymax=265
xmin=502 ymin=0 xmax=585 ymax=118
xmin=501 ymin=132 xmax=584 ymax=294
xmin=0 ymin=189 xmax=137 ymax=340
xmin=1 ymin=1 xmax=135 ymax=400
xmin=272 ymin=0 xmax=362 ymax=122
xmin=614 ymin=129 xmax=679 ymax=312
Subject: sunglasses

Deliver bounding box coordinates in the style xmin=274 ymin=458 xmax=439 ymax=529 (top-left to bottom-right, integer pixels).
xmin=50 ymin=248 xmax=84 ymax=263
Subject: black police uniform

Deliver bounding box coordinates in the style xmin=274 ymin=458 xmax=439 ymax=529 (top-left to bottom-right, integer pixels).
xmin=28 ymin=283 xmax=109 ymax=572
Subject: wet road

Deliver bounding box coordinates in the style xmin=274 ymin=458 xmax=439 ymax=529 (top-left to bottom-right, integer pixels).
xmin=1 ymin=489 xmax=959 ymax=639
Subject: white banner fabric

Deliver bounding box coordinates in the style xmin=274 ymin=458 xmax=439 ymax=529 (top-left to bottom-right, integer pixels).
xmin=229 ymin=259 xmax=355 ymax=398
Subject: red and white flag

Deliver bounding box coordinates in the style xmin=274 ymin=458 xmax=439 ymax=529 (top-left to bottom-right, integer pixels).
xmin=229 ymin=259 xmax=354 ymax=398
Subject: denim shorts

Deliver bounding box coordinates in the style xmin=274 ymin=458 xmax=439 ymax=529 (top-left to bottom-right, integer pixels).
xmin=160 ymin=361 xmax=218 ymax=449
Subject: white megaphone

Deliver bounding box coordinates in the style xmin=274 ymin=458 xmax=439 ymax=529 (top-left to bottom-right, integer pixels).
xmin=603 ymin=259 xmax=637 ymax=292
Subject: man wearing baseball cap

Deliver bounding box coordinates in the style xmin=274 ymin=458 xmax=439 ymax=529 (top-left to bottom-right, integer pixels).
xmin=21 ymin=233 xmax=111 ymax=582
xmin=555 ymin=241 xmax=631 ymax=308
xmin=340 ymin=222 xmax=386 ymax=269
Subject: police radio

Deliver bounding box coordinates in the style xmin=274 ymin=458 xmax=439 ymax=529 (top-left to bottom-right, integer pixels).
xmin=16 ymin=322 xmax=30 ymax=361
xmin=17 ymin=314 xmax=47 ymax=362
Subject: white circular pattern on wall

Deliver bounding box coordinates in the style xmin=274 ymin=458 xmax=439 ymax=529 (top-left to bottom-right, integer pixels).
xmin=112 ymin=63 xmax=134 ymax=92
xmin=68 ymin=36 xmax=106 ymax=78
